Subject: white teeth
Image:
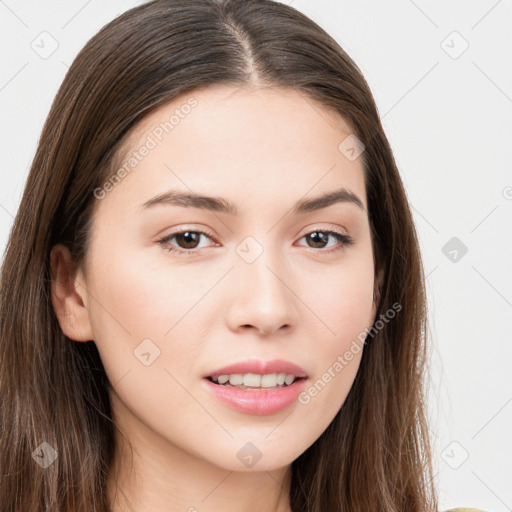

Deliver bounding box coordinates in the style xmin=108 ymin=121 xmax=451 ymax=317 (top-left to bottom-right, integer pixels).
xmin=243 ymin=373 xmax=261 ymax=387
xmin=260 ymin=373 xmax=278 ymax=388
xmin=211 ymin=372 xmax=298 ymax=388
xmin=228 ymin=374 xmax=244 ymax=386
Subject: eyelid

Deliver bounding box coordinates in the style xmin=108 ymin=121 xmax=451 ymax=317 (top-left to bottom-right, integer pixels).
xmin=296 ymin=222 xmax=350 ymax=238
xmin=157 ymin=224 xmax=216 ymax=240
xmin=156 ymin=225 xmax=218 ymax=255
xmin=157 ymin=223 xmax=353 ymax=256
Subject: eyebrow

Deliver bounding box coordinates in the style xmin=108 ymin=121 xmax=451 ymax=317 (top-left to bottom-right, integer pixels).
xmin=139 ymin=187 xmax=366 ymax=215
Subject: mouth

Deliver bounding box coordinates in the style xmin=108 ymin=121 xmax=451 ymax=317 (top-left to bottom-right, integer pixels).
xmin=201 ymin=369 xmax=308 ymax=415
xmin=205 ymin=373 xmax=307 ymax=390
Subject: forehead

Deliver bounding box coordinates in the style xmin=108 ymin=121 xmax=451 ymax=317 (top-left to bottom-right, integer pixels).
xmin=98 ymin=85 xmax=367 ymax=216
xmin=132 ymin=84 xmax=356 ymax=137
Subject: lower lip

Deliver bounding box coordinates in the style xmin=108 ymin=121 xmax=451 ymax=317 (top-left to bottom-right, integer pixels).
xmin=201 ymin=377 xmax=307 ymax=416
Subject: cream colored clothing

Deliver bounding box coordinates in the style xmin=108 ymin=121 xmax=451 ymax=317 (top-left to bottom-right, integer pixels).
xmin=444 ymin=508 xmax=488 ymax=512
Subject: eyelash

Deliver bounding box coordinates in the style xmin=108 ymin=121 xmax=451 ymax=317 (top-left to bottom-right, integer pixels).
xmin=157 ymin=227 xmax=354 ymax=256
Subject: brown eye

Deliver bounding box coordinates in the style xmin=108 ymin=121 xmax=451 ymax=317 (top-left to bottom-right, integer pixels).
xmin=158 ymin=229 xmax=216 ymax=255
xmin=305 ymin=231 xmax=329 ymax=249
xmin=297 ymin=230 xmax=354 ymax=252
xmin=173 ymin=231 xmax=202 ymax=249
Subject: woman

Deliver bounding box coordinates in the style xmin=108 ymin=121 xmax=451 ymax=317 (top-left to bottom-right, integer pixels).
xmin=0 ymin=0 xmax=483 ymax=511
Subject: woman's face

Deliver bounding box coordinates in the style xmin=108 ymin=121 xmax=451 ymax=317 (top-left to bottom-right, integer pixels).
xmin=68 ymin=85 xmax=377 ymax=471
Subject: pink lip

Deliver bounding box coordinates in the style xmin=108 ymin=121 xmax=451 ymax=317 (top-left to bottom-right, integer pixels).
xmin=201 ymin=358 xmax=308 ymax=416
xmin=201 ymin=377 xmax=307 ymax=415
xmin=204 ymin=358 xmax=308 ymax=378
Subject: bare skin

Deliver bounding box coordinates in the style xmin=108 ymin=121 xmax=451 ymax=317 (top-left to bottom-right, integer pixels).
xmin=50 ymin=85 xmax=381 ymax=512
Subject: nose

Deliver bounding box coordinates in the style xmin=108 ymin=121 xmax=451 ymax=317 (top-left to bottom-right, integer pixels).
xmin=224 ymin=246 xmax=299 ymax=337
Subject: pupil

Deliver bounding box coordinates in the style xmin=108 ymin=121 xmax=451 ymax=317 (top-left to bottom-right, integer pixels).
xmin=178 ymin=231 xmax=199 ymax=248
xmin=308 ymin=231 xmax=327 ymax=248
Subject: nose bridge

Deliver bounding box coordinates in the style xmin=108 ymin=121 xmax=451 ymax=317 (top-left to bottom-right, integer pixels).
xmin=236 ymin=233 xmax=288 ymax=300
xmin=227 ymin=233 xmax=298 ymax=333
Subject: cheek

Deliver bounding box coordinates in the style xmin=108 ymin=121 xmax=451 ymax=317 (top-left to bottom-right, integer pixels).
xmin=84 ymin=245 xmax=221 ymax=383
xmin=84 ymin=252 xmax=205 ymax=430
xmin=296 ymin=255 xmax=375 ymax=415
xmin=87 ymin=246 xmax=201 ymax=335
xmin=303 ymin=251 xmax=375 ymax=341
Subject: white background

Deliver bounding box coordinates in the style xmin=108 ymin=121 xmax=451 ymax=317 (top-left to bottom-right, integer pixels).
xmin=1 ymin=1 xmax=511 ymax=510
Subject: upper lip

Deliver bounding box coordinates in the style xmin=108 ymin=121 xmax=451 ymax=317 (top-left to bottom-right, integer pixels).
xmin=205 ymin=359 xmax=308 ymax=379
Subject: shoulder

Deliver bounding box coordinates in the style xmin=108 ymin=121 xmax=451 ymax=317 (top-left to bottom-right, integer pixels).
xmin=443 ymin=508 xmax=489 ymax=512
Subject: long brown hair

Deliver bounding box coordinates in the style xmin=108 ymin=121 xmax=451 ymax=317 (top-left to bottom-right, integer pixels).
xmin=0 ymin=0 xmax=438 ymax=510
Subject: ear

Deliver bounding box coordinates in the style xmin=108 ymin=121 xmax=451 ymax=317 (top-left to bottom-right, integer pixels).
xmin=50 ymin=244 xmax=94 ymax=342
